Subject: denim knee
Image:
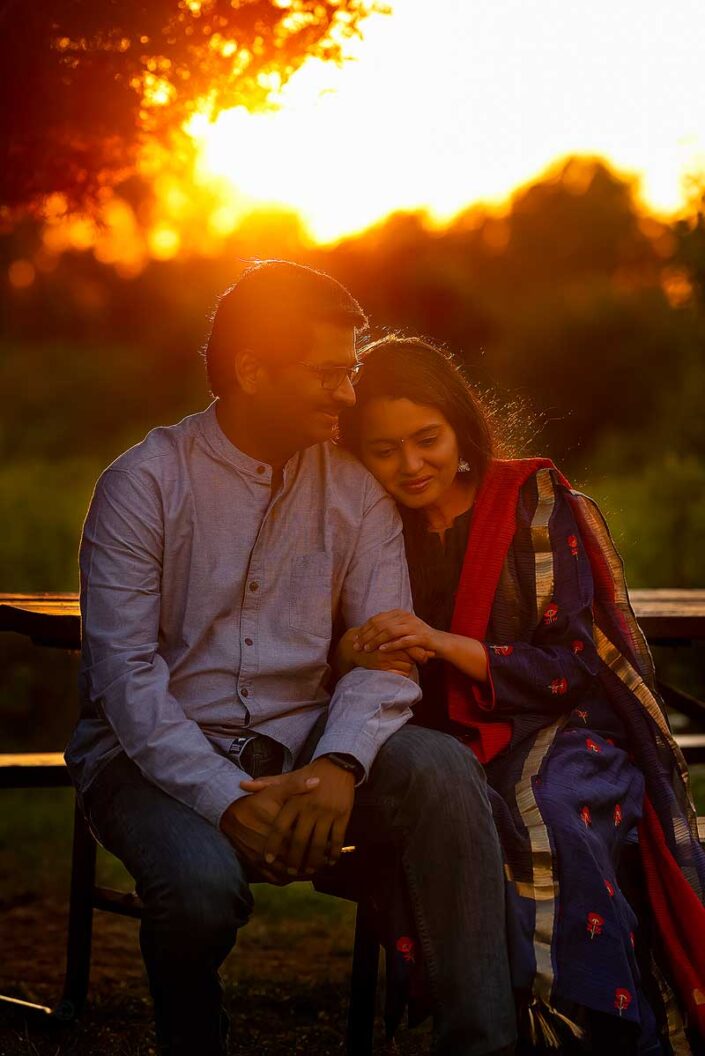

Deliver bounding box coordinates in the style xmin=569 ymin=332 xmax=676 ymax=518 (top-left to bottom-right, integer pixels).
xmin=144 ymin=850 xmax=253 ymax=951
xmin=375 ymin=725 xmax=488 ymax=810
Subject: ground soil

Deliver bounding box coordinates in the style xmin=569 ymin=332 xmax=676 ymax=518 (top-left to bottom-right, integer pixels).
xmin=0 ymin=894 xmax=430 ymax=1056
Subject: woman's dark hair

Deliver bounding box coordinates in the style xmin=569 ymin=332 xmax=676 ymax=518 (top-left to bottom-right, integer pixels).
xmin=338 ymin=334 xmax=495 ymax=484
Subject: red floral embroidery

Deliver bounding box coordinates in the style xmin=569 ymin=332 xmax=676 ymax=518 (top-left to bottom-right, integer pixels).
xmin=396 ymin=936 xmax=415 ymax=963
xmin=574 ymin=708 xmax=589 ymax=724
xmin=586 ymin=738 xmax=602 ymax=754
xmin=549 ymin=677 xmax=568 ymax=695
xmin=543 ymin=603 xmax=559 ymax=625
xmin=580 ymin=805 xmax=592 ymax=827
xmin=613 ymin=803 xmax=623 ymax=827
xmin=571 ymin=639 xmax=584 ymax=654
xmin=605 ymin=737 xmax=615 ymax=746
xmin=490 ymin=644 xmax=514 ymax=656
xmin=604 ymin=879 xmax=615 ymax=897
xmin=568 ymin=534 xmax=579 ymax=556
xmin=587 ymin=912 xmax=604 ymax=938
xmin=629 ymin=931 xmax=636 ymax=948
xmin=614 ymin=988 xmax=632 ymax=1015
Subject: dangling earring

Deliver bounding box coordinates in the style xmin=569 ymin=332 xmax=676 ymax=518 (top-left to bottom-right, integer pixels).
xmin=458 ymin=458 xmax=470 ymax=474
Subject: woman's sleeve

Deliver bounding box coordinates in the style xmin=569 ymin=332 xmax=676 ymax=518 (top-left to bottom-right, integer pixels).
xmin=473 ymin=474 xmax=603 ymax=717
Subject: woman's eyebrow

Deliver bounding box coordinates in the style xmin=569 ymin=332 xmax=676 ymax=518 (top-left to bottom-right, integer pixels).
xmin=367 ymin=424 xmax=443 ymax=445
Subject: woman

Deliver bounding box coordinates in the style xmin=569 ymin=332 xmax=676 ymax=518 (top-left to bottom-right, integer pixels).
xmin=336 ymin=335 xmax=705 ymax=1054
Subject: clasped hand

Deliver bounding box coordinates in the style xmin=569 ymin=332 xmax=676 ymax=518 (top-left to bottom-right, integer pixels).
xmin=220 ymin=757 xmax=356 ymax=884
xmin=353 ymin=609 xmax=445 ymax=659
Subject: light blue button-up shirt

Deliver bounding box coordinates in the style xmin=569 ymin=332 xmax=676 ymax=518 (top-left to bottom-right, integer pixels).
xmin=66 ymin=402 xmax=420 ymax=827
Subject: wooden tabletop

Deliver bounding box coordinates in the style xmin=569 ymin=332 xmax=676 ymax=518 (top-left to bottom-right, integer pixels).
xmin=0 ymin=593 xmax=80 ymax=649
xmin=1 ymin=589 xmax=705 ymax=649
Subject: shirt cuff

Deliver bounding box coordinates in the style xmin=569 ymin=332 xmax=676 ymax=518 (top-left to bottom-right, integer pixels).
xmin=311 ymin=728 xmax=382 ymax=785
xmin=193 ymin=768 xmax=251 ymax=830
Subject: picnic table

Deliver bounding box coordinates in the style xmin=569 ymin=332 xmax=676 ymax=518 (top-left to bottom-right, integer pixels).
xmin=1 ymin=589 xmax=705 ymax=1041
xmin=3 ymin=589 xmax=705 ymax=647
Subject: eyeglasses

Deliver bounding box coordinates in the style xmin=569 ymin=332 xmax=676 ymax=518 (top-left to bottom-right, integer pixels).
xmin=295 ymin=361 xmax=363 ymax=391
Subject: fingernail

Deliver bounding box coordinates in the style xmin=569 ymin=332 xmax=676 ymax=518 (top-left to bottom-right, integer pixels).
xmin=352 ymin=643 xmax=360 ymax=651
xmin=265 ymin=854 xmax=275 ymax=864
xmin=306 ymin=777 xmax=320 ymax=787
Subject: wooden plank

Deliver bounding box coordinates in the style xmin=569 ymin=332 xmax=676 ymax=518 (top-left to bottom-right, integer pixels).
xmin=0 ymin=593 xmax=80 ymax=649
xmin=0 ymin=752 xmax=67 ymax=767
xmin=630 ymin=589 xmax=705 ymax=642
xmin=2 ymin=591 xmax=705 ymax=644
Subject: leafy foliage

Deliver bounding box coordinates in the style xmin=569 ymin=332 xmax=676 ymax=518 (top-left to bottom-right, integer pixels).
xmin=0 ymin=0 xmax=377 ymax=215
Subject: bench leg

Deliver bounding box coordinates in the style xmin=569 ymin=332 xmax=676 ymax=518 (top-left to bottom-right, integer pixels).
xmin=347 ymin=900 xmax=379 ymax=1056
xmin=52 ymin=798 xmax=97 ymax=1022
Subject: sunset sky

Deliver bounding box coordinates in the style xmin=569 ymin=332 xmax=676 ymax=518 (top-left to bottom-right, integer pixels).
xmin=187 ymin=0 xmax=705 ymax=243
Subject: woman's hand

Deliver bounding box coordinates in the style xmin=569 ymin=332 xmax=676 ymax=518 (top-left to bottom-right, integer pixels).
xmin=333 ymin=626 xmax=433 ymax=678
xmin=353 ymin=610 xmax=446 ymax=658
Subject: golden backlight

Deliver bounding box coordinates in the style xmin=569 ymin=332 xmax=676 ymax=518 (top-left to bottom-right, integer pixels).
xmin=185 ymin=0 xmax=705 ymax=244
xmin=23 ymin=0 xmax=705 ymax=278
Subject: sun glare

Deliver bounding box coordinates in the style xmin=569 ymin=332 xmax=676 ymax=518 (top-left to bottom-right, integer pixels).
xmin=25 ymin=0 xmax=705 ymax=276
xmin=184 ymin=0 xmax=705 ymax=244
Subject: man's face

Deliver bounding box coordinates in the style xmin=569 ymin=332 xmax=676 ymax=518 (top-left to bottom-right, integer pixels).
xmin=257 ymin=321 xmax=358 ymax=450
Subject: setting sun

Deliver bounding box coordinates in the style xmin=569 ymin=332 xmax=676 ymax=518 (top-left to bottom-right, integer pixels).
xmin=185 ymin=0 xmax=705 ymax=243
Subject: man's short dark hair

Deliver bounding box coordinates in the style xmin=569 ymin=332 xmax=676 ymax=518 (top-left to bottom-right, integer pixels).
xmin=204 ymin=260 xmax=368 ymax=396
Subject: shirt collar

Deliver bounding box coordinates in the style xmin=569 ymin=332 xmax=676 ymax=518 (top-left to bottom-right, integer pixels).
xmin=199 ymin=400 xmax=302 ymax=484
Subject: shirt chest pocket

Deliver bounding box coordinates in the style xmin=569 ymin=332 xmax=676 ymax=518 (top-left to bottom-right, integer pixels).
xmin=289 ymin=551 xmax=333 ymax=640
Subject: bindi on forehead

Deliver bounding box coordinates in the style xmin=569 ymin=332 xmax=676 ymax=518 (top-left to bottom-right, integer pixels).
xmin=366 ymin=423 xmax=446 ymax=446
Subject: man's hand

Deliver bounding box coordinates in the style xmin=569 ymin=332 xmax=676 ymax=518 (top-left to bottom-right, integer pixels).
xmin=240 ymin=757 xmax=356 ymax=877
xmin=220 ymin=770 xmax=320 ymax=884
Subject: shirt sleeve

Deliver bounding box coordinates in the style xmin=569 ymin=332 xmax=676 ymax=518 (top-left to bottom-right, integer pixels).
xmin=80 ymin=467 xmax=249 ymax=828
xmin=472 ymin=474 xmax=604 ymax=717
xmin=311 ymin=475 xmax=421 ymax=776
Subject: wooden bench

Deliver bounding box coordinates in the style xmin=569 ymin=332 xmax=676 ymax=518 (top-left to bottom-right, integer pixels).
xmin=2 ymin=590 xmax=705 ymax=1047
xmin=0 ymin=594 xmax=378 ymax=1054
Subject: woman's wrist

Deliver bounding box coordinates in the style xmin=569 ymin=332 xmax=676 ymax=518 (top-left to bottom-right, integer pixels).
xmin=433 ymin=630 xmax=453 ymax=661
xmin=437 ymin=633 xmax=489 ymax=682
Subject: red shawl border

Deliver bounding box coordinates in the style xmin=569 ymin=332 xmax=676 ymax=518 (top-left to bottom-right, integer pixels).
xmin=445 ymin=456 xmax=705 ymax=1034
xmin=446 ymin=457 xmax=563 ymax=763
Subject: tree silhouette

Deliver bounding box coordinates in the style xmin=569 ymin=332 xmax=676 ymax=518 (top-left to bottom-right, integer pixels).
xmin=0 ymin=0 xmax=378 ymax=216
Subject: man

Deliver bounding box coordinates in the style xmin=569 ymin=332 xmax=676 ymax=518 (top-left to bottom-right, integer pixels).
xmin=66 ymin=260 xmax=515 ymax=1055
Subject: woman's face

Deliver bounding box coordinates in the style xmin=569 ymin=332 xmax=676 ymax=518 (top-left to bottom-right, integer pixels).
xmin=358 ymin=397 xmax=462 ymax=509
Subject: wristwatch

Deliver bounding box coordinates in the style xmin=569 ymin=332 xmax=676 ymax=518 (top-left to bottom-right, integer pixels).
xmin=323 ymin=752 xmax=364 ymax=783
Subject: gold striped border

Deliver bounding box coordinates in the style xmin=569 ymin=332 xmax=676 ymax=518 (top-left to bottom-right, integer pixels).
xmin=594 ymin=624 xmax=703 ymax=900
xmin=513 ymin=718 xmax=566 ymax=1002
xmin=532 ymin=468 xmax=557 ymax=622
xmin=649 ymin=954 xmax=692 ymax=1055
xmin=571 ymin=491 xmax=655 ymax=682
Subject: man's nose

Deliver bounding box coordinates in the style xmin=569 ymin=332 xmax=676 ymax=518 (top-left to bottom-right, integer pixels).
xmin=331 ymin=376 xmax=356 ymax=407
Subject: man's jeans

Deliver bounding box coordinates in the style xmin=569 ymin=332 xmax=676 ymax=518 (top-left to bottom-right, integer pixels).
xmin=84 ymin=726 xmax=515 ymax=1055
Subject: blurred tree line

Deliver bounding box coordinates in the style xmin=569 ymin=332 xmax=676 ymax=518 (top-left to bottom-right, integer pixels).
xmin=1 ymin=155 xmax=704 ymax=591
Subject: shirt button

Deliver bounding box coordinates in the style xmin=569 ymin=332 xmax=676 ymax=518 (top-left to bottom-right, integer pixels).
xmin=241 ymin=688 xmax=249 ymax=698
xmin=244 ymin=637 xmax=253 ymax=647
xmin=249 ymin=581 xmax=259 ymax=592
xmin=257 ymin=465 xmax=266 ymax=475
